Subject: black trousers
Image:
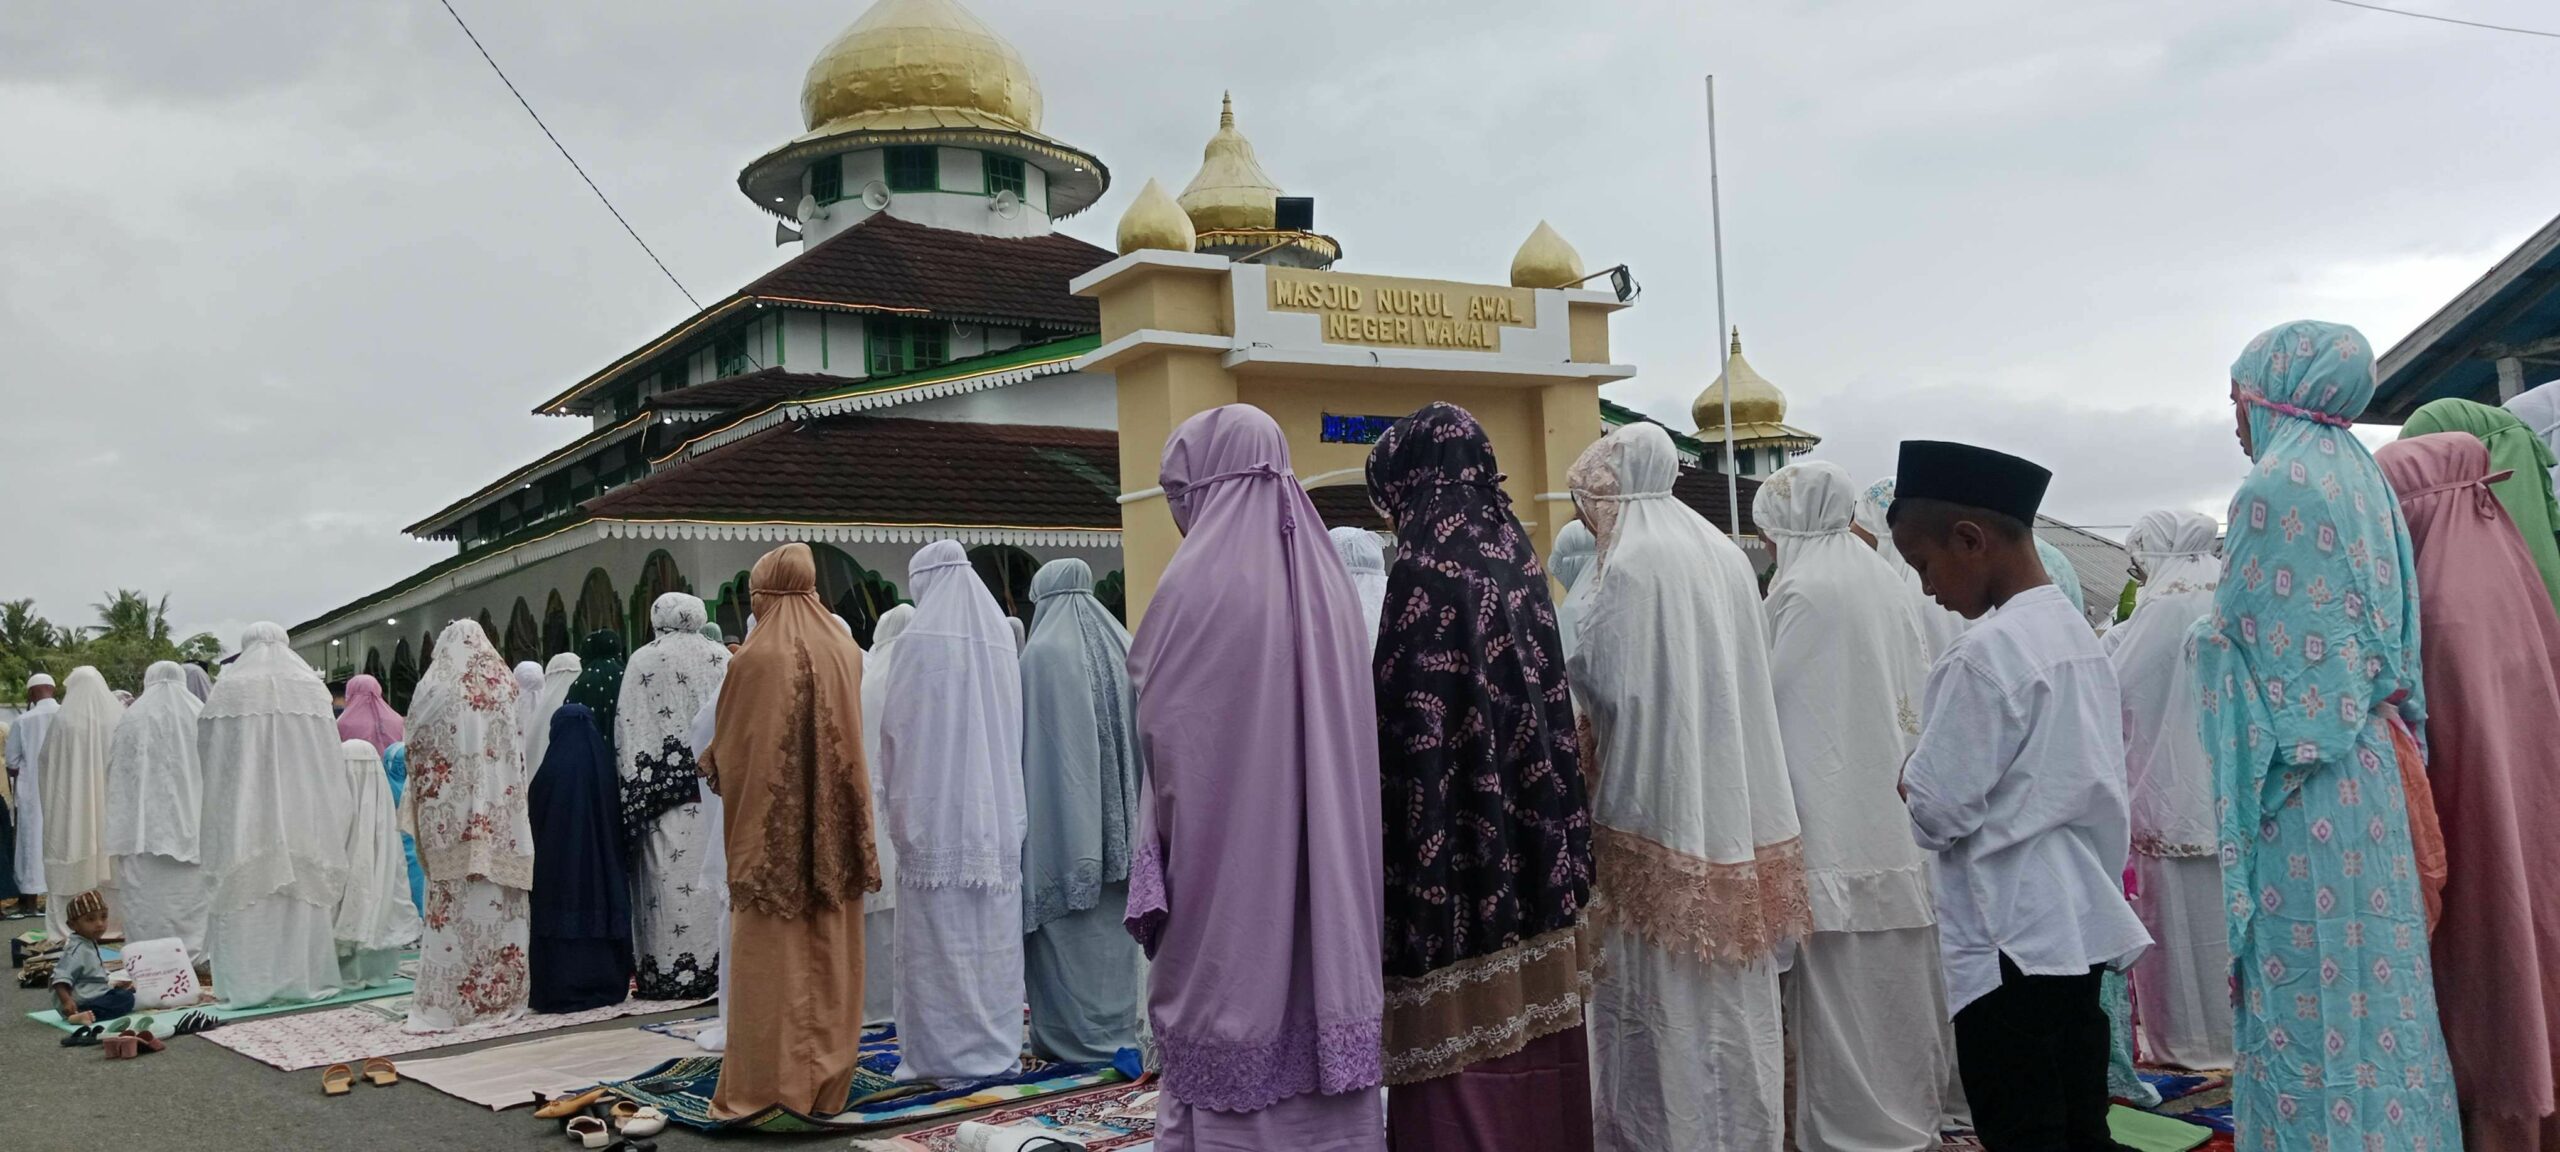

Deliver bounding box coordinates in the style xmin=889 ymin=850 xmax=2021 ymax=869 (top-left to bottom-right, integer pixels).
xmin=1951 ymin=954 xmax=2127 ymax=1152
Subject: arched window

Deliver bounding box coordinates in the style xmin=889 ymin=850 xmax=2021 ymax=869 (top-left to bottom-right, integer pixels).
xmin=711 ymin=571 xmax=750 ymax=645
xmin=968 ymin=544 xmax=1039 ymax=627
xmin=416 ymin=629 xmax=437 ymax=681
xmin=476 ymin=609 xmax=499 ymax=650
xmin=626 ymin=550 xmax=688 ymax=643
xmin=362 ymin=647 xmax=386 ymax=682
xmin=387 ymin=639 xmax=418 ymax=712
xmin=809 ymin=544 xmax=902 ymax=647
xmin=502 ymin=597 xmax=542 ymax=665
xmin=572 ymin=568 xmax=620 ymax=639
xmin=542 ymin=590 xmax=572 ymax=659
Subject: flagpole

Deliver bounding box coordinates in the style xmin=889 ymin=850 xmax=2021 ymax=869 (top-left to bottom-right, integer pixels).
xmin=1706 ymin=75 xmax=1738 ymax=536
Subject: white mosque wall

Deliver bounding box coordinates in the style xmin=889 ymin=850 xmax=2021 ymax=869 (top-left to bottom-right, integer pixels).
xmin=800 ymin=146 xmax=1056 ymax=246
xmin=881 ymin=369 xmax=1116 ymax=430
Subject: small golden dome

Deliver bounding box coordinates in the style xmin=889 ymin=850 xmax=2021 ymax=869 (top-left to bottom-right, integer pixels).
xmin=1510 ymin=220 xmax=1584 ymax=289
xmin=1117 ymin=178 xmax=1197 ymax=254
xmin=800 ymin=0 xmax=1043 ymax=135
xmin=1694 ymin=328 xmax=1789 ymax=428
xmin=1179 ymin=93 xmax=1282 ymax=232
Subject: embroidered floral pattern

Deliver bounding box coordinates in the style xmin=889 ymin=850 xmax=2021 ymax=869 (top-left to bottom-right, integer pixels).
xmin=635 ymin=949 xmax=718 ymax=1001
xmin=1151 ymin=1011 xmax=1384 ymax=1114
xmin=1381 ymin=918 xmax=1598 ymax=1083
xmin=1593 ymin=827 xmax=1810 ymax=962
xmin=411 ymin=878 xmax=528 ymax=1028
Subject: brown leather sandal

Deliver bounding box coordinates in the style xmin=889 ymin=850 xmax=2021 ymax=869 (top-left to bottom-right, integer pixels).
xmin=322 ymin=1063 xmax=356 ymax=1096
xmin=362 ymin=1057 xmax=398 ymax=1086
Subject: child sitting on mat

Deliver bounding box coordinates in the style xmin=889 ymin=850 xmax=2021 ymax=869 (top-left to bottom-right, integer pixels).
xmin=51 ymin=890 xmax=132 ymax=1024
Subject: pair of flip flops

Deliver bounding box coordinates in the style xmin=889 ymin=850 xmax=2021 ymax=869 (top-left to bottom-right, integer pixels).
xmin=322 ymin=1058 xmax=400 ymax=1096
xmin=172 ymin=1010 xmax=222 ymax=1036
xmin=102 ymin=1028 xmax=165 ymax=1059
xmin=59 ymin=1014 xmax=158 ymax=1048
xmin=555 ymin=1100 xmax=665 ymax=1149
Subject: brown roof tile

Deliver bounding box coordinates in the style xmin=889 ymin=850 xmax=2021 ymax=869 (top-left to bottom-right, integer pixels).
xmin=648 ymin=369 xmax=856 ymax=414
xmin=743 ymin=214 xmax=1112 ymax=331
xmin=582 ymin=416 xmax=1122 ymax=530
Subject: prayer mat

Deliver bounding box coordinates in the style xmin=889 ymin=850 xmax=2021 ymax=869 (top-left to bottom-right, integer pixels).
xmin=401 ymin=1025 xmax=706 ymax=1110
xmin=598 ymin=1023 xmax=1129 ymax=1133
xmin=27 ymin=979 xmax=414 ymax=1037
xmin=847 ymin=1081 xmax=1157 ymax=1151
xmin=1932 ymin=1110 xmax=2208 ymax=1152
xmin=201 ymin=995 xmax=708 ymax=1071
xmin=2139 ymin=1068 xmax=2233 ymax=1133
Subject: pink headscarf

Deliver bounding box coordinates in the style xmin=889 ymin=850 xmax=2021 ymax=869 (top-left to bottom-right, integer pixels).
xmin=2378 ymin=431 xmax=2560 ymax=1130
xmin=337 ymin=673 xmax=405 ymax=755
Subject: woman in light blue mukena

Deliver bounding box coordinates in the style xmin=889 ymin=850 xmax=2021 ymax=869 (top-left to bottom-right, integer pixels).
xmin=2191 ymin=320 xmax=2461 ymax=1151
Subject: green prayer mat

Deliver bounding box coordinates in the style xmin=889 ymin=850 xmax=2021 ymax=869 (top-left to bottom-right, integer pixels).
xmin=2109 ymin=1105 xmax=2212 ymax=1152
xmin=29 ymin=979 xmax=414 ymax=1037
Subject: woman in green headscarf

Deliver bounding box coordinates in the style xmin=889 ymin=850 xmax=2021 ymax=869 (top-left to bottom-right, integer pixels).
xmin=564 ymin=630 xmax=628 ymax=758
xmin=2403 ymin=397 xmax=2560 ymax=615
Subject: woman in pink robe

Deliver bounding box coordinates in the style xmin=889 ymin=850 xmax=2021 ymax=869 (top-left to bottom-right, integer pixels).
xmin=2379 ymin=431 xmax=2560 ymax=1150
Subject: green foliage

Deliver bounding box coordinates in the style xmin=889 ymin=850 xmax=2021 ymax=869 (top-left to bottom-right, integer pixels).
xmin=0 ymin=592 xmax=224 ymax=698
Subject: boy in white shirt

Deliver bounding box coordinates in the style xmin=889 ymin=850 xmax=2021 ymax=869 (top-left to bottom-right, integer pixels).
xmin=1886 ymin=440 xmax=2151 ymax=1152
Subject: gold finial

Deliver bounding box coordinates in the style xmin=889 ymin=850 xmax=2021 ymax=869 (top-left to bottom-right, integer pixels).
xmin=1730 ymin=326 xmax=1742 ymax=355
xmin=1180 ymin=92 xmax=1281 ymax=231
xmin=1510 ymin=220 xmax=1584 ymax=289
xmin=1117 ymin=178 xmax=1197 ymax=254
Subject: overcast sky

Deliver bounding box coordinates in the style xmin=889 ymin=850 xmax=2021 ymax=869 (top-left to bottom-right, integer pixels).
xmin=6 ymin=0 xmax=2556 ymax=646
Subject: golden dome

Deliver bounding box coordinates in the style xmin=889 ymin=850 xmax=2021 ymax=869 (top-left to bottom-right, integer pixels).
xmin=1117 ymin=178 xmax=1197 ymax=255
xmin=1510 ymin=220 xmax=1584 ymax=289
xmin=1179 ymin=93 xmax=1282 ymax=232
xmin=800 ymin=0 xmax=1043 ymax=135
xmin=1694 ymin=328 xmax=1789 ymax=428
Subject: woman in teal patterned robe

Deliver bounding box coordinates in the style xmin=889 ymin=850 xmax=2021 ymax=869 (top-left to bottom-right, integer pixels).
xmin=2190 ymin=320 xmax=2462 ymax=1151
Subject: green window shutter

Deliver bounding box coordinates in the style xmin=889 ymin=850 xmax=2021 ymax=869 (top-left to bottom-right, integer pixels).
xmin=983 ymin=154 xmax=1026 ymax=199
xmin=715 ymin=330 xmax=749 ymax=377
xmin=885 ymin=147 xmax=938 ymax=192
xmin=811 ymin=158 xmax=843 ymax=204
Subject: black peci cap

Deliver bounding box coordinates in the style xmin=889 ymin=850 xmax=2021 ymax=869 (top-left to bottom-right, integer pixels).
xmin=1894 ymin=440 xmax=2052 ymax=525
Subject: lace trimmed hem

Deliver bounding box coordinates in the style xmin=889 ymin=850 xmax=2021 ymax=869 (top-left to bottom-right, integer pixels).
xmin=2133 ymin=834 xmax=2218 ymax=859
xmin=619 ymin=736 xmax=702 ymax=847
xmin=1023 ymin=858 xmax=1104 ymax=934
xmin=895 ymin=845 xmax=1021 ymax=892
xmin=1124 ymin=840 xmax=1167 ymax=957
xmin=1382 ymin=918 xmax=1598 ymax=1085
xmin=635 ymin=951 xmax=720 ymax=1001
xmin=1155 ymin=1013 xmax=1384 ymax=1113
xmin=1593 ymin=826 xmax=1811 ymax=962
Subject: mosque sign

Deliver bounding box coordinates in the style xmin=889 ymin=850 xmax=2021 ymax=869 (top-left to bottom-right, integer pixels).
xmin=1263 ymin=271 xmax=1539 ymax=352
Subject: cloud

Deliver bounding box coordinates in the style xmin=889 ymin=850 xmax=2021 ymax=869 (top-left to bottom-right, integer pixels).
xmin=7 ymin=0 xmax=2559 ymax=641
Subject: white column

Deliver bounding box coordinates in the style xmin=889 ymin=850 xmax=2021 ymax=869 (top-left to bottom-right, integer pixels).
xmin=2499 ymin=356 xmax=2527 ymax=402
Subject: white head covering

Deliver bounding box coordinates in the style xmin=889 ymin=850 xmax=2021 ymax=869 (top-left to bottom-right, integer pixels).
xmin=1328 ymin=526 xmax=1389 ymax=646
xmin=1752 ymin=462 xmax=1935 ymax=933
xmin=1563 ymin=424 xmax=1806 ymax=960
xmin=39 ymin=666 xmax=120 ymax=896
xmin=105 ymin=660 xmax=204 ymax=864
xmin=404 ymin=619 xmax=532 ymax=890
xmin=524 ymin=651 xmax=581 ymax=776
xmin=2102 ymin=509 xmax=2223 ymax=857
xmin=1007 ymin=615 xmax=1026 ymax=652
xmin=1549 ymin=520 xmax=1598 ymax=659
xmin=856 ymin=604 xmax=910 ymax=904
xmin=616 ymin=593 xmax=728 ymax=829
xmin=511 ymin=661 xmax=545 ymax=761
xmin=334 ymin=738 xmax=421 ymax=952
xmin=2507 ymin=379 xmax=2560 ymax=492
xmin=199 ymin=623 xmax=352 ymax=917
xmin=880 ymin=540 xmax=1026 ymax=890
xmin=1853 ymin=475 xmax=1968 ymax=659
xmin=1019 ymin=558 xmax=1142 ymax=932
xmin=26 ymin=672 xmax=55 ymax=691
xmin=182 ymin=663 xmax=213 ymax=702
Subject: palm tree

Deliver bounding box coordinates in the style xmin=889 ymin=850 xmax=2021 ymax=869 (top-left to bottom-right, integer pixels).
xmin=90 ymin=589 xmax=173 ymax=646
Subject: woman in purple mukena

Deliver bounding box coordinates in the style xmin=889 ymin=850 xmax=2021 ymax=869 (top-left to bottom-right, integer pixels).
xmin=1125 ymin=404 xmax=1386 ymax=1150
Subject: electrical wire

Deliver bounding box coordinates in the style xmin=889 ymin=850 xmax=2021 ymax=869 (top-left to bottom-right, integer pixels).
xmin=432 ymin=0 xmax=706 ymax=310
xmin=2314 ymin=0 xmax=2560 ymax=40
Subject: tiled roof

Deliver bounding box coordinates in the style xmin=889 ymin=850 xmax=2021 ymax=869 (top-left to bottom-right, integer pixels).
xmin=649 ymin=369 xmax=856 ymax=414
xmin=1671 ymin=469 xmax=1763 ymax=537
xmin=582 ymin=415 xmax=1121 ymax=530
xmin=743 ymin=215 xmax=1111 ymax=331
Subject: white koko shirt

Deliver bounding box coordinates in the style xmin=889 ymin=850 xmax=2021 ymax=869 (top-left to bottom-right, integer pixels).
xmin=1902 ymin=584 xmax=2152 ymax=1016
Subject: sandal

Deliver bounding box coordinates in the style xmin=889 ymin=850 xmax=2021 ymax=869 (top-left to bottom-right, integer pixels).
xmin=322 ymin=1063 xmax=356 ymax=1097
xmin=59 ymin=1024 xmax=103 ymax=1048
xmin=172 ymin=1011 xmax=221 ymax=1036
xmin=564 ymin=1116 xmax=612 ymax=1149
xmin=362 ymin=1057 xmax=398 ymax=1087
xmin=536 ymin=1087 xmax=610 ymax=1119
xmin=101 ymin=1035 xmax=139 ymax=1060
xmin=614 ymin=1105 xmax=667 ymax=1138
xmin=124 ymin=1028 xmax=166 ymax=1055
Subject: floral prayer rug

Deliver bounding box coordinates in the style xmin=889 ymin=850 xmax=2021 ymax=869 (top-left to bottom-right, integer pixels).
xmin=597 ymin=1023 xmax=1130 ymax=1133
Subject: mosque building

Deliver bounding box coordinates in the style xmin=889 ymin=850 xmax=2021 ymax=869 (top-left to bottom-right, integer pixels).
xmin=287 ymin=0 xmax=1739 ymax=694
xmin=1693 ymin=329 xmax=1820 ymax=479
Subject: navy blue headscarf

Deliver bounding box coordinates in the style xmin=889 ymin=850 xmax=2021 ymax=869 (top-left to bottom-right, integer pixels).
xmin=527 ymin=703 xmax=632 ymax=1011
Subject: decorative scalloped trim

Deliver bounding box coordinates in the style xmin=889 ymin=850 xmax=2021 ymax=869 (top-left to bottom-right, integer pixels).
xmin=1155 ymin=1012 xmax=1383 ymax=1113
